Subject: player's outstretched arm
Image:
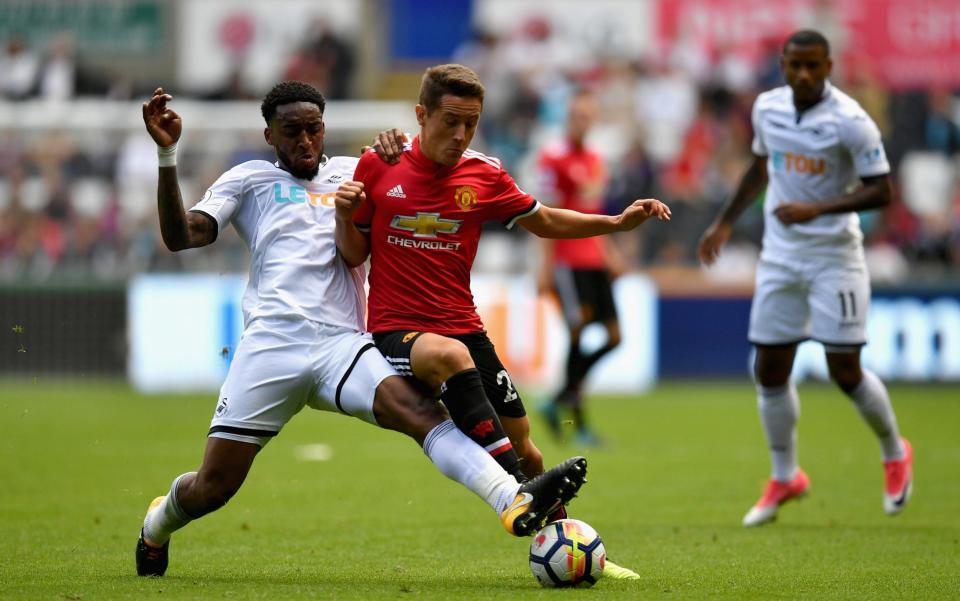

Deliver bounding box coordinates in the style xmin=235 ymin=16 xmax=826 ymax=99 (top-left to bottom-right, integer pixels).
xmin=698 ymin=155 xmax=768 ymax=266
xmin=142 ymin=87 xmax=215 ymax=251
xmin=519 ymin=199 xmax=670 ymax=239
xmin=334 ymin=181 xmax=371 ymax=267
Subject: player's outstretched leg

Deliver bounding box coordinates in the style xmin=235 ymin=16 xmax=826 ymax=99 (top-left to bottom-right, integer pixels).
xmin=884 ymin=437 xmax=913 ymax=515
xmin=742 ymin=468 xmax=810 ymax=527
xmin=136 ymin=438 xmax=259 ymax=576
xmin=500 ymin=456 xmax=587 ymax=536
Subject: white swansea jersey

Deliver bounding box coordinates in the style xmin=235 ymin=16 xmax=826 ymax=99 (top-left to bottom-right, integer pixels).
xmin=752 ymin=81 xmax=889 ymax=262
xmin=190 ymin=156 xmax=366 ymax=330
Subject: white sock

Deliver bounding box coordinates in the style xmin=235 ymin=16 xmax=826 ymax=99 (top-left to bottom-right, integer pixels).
xmin=847 ymin=369 xmax=904 ymax=461
xmin=423 ymin=420 xmax=521 ymax=514
xmin=757 ymin=384 xmax=800 ymax=482
xmin=142 ymin=472 xmax=194 ymax=545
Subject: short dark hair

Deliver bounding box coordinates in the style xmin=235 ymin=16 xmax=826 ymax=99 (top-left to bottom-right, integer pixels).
xmin=783 ymin=29 xmax=830 ymax=56
xmin=261 ymin=81 xmax=326 ymax=124
xmin=418 ymin=64 xmax=485 ymax=113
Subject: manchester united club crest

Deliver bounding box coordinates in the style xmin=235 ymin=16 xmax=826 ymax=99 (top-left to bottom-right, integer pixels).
xmin=454 ymin=185 xmax=478 ymax=211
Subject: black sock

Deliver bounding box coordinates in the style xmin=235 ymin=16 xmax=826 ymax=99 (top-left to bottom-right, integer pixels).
xmin=565 ymin=341 xmax=616 ymax=430
xmin=559 ymin=340 xmax=586 ymax=400
xmin=569 ymin=342 xmax=618 ymax=389
xmin=571 ymin=405 xmax=586 ymax=431
xmin=441 ymin=368 xmax=526 ymax=481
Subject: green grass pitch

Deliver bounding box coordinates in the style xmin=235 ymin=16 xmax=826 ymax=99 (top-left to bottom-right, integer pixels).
xmin=1 ymin=379 xmax=958 ymax=600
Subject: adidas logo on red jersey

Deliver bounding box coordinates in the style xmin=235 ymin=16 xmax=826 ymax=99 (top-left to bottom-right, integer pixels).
xmin=386 ymin=185 xmax=406 ymax=198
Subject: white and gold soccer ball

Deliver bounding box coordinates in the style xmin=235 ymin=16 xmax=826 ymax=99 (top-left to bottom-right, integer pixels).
xmin=528 ymin=518 xmax=605 ymax=588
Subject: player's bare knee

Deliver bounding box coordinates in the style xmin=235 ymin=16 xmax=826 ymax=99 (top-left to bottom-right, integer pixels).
xmin=755 ymin=364 xmax=790 ymax=387
xmin=376 ymin=376 xmax=442 ymax=417
xmin=828 ymin=364 xmax=862 ymax=393
xmin=372 ymin=376 xmax=444 ymax=440
xmin=754 ymin=347 xmax=795 ymax=387
xmin=826 ymin=352 xmax=863 ymax=393
xmin=432 ymin=339 xmax=475 ymax=379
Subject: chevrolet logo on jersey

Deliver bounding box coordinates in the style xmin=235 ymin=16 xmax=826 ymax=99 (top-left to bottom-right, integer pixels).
xmin=390 ymin=212 xmax=462 ymax=238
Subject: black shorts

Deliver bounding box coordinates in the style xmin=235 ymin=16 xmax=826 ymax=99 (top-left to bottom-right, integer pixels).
xmin=553 ymin=267 xmax=618 ymax=327
xmin=373 ymin=330 xmax=527 ymax=419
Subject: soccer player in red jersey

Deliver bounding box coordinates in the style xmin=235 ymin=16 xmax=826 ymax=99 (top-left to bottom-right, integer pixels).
xmin=536 ymin=88 xmax=624 ymax=446
xmin=335 ymin=65 xmax=669 ymax=558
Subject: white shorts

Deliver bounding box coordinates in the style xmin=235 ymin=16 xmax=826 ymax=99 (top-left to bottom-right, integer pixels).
xmin=748 ymin=257 xmax=870 ymax=347
xmin=209 ymin=317 xmax=396 ymax=446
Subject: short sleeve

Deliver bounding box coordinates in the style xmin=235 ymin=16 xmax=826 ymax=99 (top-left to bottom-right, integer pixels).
xmin=750 ymin=99 xmax=767 ymax=157
xmin=189 ymin=166 xmax=244 ymax=235
xmin=492 ymin=168 xmax=540 ymax=229
xmin=841 ymin=111 xmax=890 ymax=177
xmin=351 ymin=151 xmax=376 ymax=231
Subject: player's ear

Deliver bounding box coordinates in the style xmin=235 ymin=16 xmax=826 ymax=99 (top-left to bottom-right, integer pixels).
xmin=415 ymin=104 xmax=426 ymax=127
xmin=264 ymin=126 xmax=274 ymax=147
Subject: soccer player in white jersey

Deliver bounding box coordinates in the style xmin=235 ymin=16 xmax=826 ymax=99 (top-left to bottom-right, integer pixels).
xmin=134 ymin=81 xmax=588 ymax=577
xmin=698 ymin=30 xmax=912 ymax=527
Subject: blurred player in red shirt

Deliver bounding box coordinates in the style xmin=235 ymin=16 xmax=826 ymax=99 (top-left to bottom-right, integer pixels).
xmin=536 ymin=89 xmax=624 ymax=446
xmin=335 ymin=65 xmax=669 ymax=555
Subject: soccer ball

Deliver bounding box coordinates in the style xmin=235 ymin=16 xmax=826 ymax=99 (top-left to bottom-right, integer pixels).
xmin=529 ymin=519 xmax=605 ymax=587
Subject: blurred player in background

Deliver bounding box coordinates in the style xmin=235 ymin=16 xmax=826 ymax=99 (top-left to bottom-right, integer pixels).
xmin=134 ymin=81 xmax=589 ymax=577
xmin=335 ymin=63 xmax=670 ymax=577
xmin=536 ymin=88 xmax=625 ymax=447
xmin=698 ymin=30 xmax=912 ymax=527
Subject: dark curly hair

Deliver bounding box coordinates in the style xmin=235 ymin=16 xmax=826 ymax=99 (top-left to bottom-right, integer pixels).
xmin=260 ymin=81 xmax=326 ymax=124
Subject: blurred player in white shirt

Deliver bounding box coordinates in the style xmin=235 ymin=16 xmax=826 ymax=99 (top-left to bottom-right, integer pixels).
xmin=134 ymin=81 xmax=588 ymax=577
xmin=698 ymin=30 xmax=912 ymax=527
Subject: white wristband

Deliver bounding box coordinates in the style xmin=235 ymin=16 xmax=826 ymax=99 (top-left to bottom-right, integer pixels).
xmin=157 ymin=142 xmax=178 ymax=168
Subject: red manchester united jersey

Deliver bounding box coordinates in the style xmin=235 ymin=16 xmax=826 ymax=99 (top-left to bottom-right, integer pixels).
xmin=353 ymin=136 xmax=539 ymax=334
xmin=536 ymin=140 xmax=607 ymax=269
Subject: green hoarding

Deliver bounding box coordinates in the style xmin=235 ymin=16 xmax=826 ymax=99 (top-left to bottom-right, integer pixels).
xmin=0 ymin=0 xmax=165 ymax=54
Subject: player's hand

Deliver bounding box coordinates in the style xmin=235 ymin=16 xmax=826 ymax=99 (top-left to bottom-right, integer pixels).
xmin=697 ymin=222 xmax=732 ymax=266
xmin=366 ymin=129 xmax=409 ymax=164
xmin=617 ymin=199 xmax=671 ymax=230
xmin=334 ymin=181 xmax=365 ymax=219
xmin=142 ymin=87 xmax=182 ymax=148
xmin=774 ymin=202 xmax=821 ymax=225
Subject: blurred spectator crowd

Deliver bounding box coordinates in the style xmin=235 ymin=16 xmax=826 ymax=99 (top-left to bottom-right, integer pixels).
xmin=1 ymin=17 xmax=959 ymax=285
xmin=451 ymin=19 xmax=960 ymax=284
